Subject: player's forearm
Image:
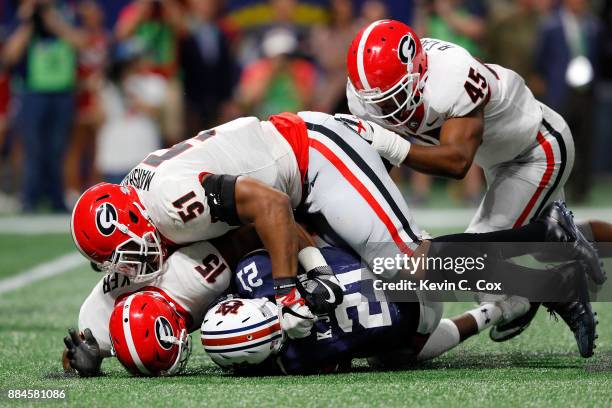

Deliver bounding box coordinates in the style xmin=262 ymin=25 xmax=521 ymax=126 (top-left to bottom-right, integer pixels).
xmin=234 ymin=178 xmax=298 ymax=280
xmin=252 ymin=196 xmax=298 ymax=280
xmin=404 ymin=144 xmax=472 ymax=179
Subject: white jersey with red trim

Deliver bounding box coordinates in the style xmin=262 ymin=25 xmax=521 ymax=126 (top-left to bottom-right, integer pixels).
xmin=347 ymin=38 xmax=543 ymax=170
xmin=121 ymin=117 xmax=302 ymax=244
xmin=78 ymin=241 xmax=231 ymax=356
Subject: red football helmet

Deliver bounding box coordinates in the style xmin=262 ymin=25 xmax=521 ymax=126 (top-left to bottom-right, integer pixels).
xmin=71 ymin=182 xmax=165 ymax=282
xmin=347 ymin=19 xmax=428 ymax=127
xmin=109 ymin=291 xmax=191 ymax=376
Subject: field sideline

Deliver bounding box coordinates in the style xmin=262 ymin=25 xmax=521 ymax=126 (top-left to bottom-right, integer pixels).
xmin=0 ymin=218 xmax=611 ymax=407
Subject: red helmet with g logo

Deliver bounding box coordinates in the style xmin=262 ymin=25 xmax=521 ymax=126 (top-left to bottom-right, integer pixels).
xmin=109 ymin=291 xmax=191 ymax=376
xmin=70 ymin=182 xmax=165 ymax=282
xmin=347 ymin=20 xmax=428 ymax=127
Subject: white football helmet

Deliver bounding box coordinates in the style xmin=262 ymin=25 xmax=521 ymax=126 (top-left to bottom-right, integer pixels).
xmin=201 ymin=297 xmax=284 ymax=368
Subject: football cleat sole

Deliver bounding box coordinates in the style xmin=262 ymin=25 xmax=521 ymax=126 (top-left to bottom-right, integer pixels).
xmin=490 ymin=302 xmax=540 ymax=342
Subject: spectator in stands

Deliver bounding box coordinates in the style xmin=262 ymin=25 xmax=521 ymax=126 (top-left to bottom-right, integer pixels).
xmin=176 ymin=0 xmax=236 ymax=136
xmin=95 ymin=40 xmax=165 ymax=184
xmin=115 ymin=0 xmax=185 ymax=143
xmin=309 ymin=0 xmax=359 ymax=113
xmin=535 ymin=0 xmax=601 ymax=203
xmin=594 ymin=0 xmax=612 ymax=173
xmin=360 ymin=0 xmax=388 ymax=24
xmin=2 ymin=0 xmax=85 ymax=212
xmin=0 ymin=18 xmax=19 ymax=213
xmin=64 ymin=0 xmax=107 ymax=205
xmin=233 ymin=28 xmax=315 ymax=119
xmin=236 ymin=0 xmax=307 ymax=67
xmin=486 ymin=0 xmax=552 ymax=99
xmin=418 ymin=0 xmax=488 ymax=56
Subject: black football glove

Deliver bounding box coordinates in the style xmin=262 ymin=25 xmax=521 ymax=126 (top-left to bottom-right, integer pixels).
xmin=63 ymin=328 xmax=102 ymax=377
xmin=298 ymin=264 xmax=344 ymax=315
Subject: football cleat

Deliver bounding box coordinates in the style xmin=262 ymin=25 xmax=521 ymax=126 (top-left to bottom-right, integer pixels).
xmin=493 ymin=295 xmax=532 ymax=326
xmin=490 ymin=302 xmax=540 ymax=342
xmin=535 ymin=200 xmax=606 ymax=285
xmin=543 ymin=301 xmax=597 ymax=358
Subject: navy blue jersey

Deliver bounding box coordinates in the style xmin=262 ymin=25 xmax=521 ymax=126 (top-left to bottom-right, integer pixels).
xmin=234 ymin=247 xmax=418 ymax=374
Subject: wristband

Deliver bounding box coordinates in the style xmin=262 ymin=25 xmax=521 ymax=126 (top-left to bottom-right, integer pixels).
xmin=298 ymin=247 xmax=327 ymax=271
xmin=274 ymin=277 xmax=297 ymax=296
xmin=370 ymin=123 xmax=411 ymax=166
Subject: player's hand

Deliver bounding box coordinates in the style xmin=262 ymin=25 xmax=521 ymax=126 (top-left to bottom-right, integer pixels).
xmin=63 ymin=328 xmax=102 ymax=377
xmin=298 ymin=265 xmax=344 ymax=315
xmin=274 ymin=278 xmax=315 ymax=339
xmin=297 ymin=247 xmax=344 ymax=314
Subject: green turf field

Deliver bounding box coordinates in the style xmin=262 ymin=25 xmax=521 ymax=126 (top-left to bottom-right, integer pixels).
xmin=0 ymin=231 xmax=611 ymax=408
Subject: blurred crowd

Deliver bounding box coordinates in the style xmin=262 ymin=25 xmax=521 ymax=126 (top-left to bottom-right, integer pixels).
xmin=0 ymin=0 xmax=610 ymax=213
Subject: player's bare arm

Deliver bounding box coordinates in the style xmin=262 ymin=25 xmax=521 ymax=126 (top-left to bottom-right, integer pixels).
xmin=404 ymin=106 xmax=484 ymax=179
xmin=229 ymin=175 xmax=299 ymax=280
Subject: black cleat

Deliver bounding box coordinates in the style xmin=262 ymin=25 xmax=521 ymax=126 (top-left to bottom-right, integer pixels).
xmin=543 ymin=301 xmax=597 ymax=358
xmin=490 ymin=302 xmax=540 ymax=342
xmin=535 ymin=201 xmax=607 ymax=285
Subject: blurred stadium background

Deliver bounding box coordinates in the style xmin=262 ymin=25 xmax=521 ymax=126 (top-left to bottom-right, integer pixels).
xmin=0 ymin=0 xmax=611 ymax=215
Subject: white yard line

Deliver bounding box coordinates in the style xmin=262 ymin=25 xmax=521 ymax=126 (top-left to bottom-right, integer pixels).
xmin=0 ymin=252 xmax=86 ymax=294
xmin=0 ymin=215 xmax=71 ymax=234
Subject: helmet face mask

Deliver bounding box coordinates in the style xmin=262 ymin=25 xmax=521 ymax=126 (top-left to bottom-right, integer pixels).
xmin=162 ymin=327 xmax=192 ymax=376
xmin=352 ymin=71 xmax=425 ymax=127
xmin=103 ymin=230 xmax=164 ymax=283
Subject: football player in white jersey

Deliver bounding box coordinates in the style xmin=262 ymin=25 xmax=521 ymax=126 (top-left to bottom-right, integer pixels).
xmin=62 ymin=227 xmax=262 ymax=376
xmin=71 ymin=113 xmax=345 ymax=340
xmin=345 ymin=19 xmax=609 ymax=340
xmin=70 ymin=109 xmax=600 ymax=355
xmin=64 ymin=225 xmax=340 ymax=376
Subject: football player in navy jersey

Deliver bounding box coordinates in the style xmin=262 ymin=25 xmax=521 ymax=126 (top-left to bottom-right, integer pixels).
xmin=201 ymin=246 xmax=531 ymax=375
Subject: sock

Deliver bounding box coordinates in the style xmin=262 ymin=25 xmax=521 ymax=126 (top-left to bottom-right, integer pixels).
xmin=416 ymin=319 xmax=460 ymax=362
xmin=467 ymin=304 xmax=503 ymax=331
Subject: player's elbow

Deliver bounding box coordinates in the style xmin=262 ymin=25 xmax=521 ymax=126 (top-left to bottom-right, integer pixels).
xmin=447 ymin=157 xmax=471 ymax=180
xmin=259 ymin=190 xmax=292 ymax=219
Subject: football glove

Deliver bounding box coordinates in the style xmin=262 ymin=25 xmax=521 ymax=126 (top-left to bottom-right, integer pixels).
xmin=334 ymin=114 xmax=411 ymax=166
xmin=274 ymin=278 xmax=315 ymax=339
xmin=297 ymin=247 xmax=344 ymax=314
xmin=63 ymin=328 xmax=102 ymax=377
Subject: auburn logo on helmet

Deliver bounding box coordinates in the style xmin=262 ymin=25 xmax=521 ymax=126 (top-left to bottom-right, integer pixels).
xmin=216 ymin=300 xmax=244 ymax=316
xmin=95 ymin=203 xmax=118 ymax=236
xmin=155 ymin=316 xmax=175 ymax=350
xmin=398 ymin=34 xmax=417 ymax=65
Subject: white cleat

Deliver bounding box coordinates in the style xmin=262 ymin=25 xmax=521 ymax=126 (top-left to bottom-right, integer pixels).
xmin=494 ymin=296 xmax=531 ymax=326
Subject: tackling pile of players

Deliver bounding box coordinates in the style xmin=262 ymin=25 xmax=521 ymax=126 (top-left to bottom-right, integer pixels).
xmin=63 ymin=20 xmax=610 ymax=377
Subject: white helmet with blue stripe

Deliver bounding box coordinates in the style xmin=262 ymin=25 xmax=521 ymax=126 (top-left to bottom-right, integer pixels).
xmin=201 ymin=297 xmax=284 ymax=368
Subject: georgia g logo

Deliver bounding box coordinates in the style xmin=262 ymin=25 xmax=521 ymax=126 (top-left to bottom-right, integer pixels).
xmin=155 ymin=316 xmax=175 ymax=350
xmin=95 ymin=202 xmax=118 ymax=236
xmin=398 ymin=34 xmax=417 ymax=65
